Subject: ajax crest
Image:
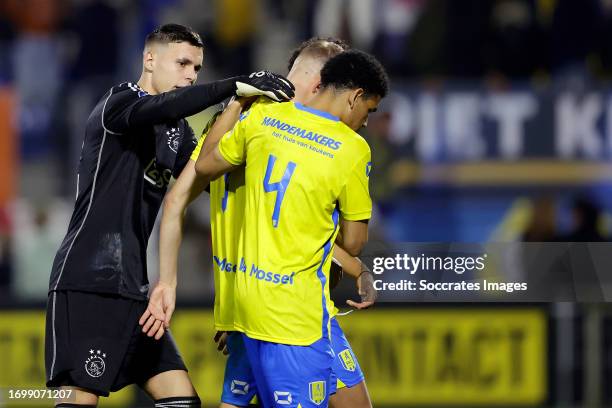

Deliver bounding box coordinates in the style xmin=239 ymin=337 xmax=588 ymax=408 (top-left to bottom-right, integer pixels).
xmin=166 ymin=128 xmax=180 ymax=153
xmin=85 ymin=349 xmax=106 ymax=378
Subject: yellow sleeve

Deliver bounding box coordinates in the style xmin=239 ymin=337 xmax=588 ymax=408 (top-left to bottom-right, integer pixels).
xmin=218 ymin=108 xmax=254 ymax=166
xmin=338 ymin=146 xmax=372 ymax=221
xmin=190 ymin=111 xmax=223 ymax=162
xmin=190 ymin=134 xmax=205 ymax=162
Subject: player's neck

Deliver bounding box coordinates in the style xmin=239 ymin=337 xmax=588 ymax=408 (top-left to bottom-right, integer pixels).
xmin=306 ymin=90 xmax=345 ymax=119
xmin=136 ymin=73 xmax=158 ymax=95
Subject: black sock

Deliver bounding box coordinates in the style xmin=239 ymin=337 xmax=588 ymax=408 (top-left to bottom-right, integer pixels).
xmin=154 ymin=396 xmax=201 ymax=407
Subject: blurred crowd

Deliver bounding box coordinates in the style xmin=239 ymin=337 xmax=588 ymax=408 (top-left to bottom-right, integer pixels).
xmin=523 ymin=196 xmax=609 ymax=242
xmin=1 ymin=0 xmax=612 ymax=303
xmin=2 ymin=0 xmax=612 ymax=167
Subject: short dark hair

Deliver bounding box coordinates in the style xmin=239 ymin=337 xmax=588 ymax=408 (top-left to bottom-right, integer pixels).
xmin=320 ymin=50 xmax=389 ymax=98
xmin=287 ymin=37 xmax=350 ymax=72
xmin=145 ymin=24 xmax=203 ymax=48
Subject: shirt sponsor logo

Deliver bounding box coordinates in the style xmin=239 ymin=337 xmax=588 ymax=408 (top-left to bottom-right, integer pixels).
xmin=214 ymin=256 xmax=238 ymax=273
xmin=144 ymin=158 xmax=172 ymax=188
xmin=249 ymin=263 xmax=295 ymax=285
xmin=213 ymin=256 xmax=296 ymax=285
xmin=261 ymin=117 xmax=342 ymax=150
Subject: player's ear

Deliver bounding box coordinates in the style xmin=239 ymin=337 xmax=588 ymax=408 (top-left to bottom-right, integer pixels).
xmin=143 ymin=49 xmax=155 ymax=73
xmin=348 ymin=88 xmax=364 ymax=110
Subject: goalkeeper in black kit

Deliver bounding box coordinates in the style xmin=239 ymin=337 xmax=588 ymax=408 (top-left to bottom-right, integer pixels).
xmin=45 ymin=24 xmax=294 ymax=408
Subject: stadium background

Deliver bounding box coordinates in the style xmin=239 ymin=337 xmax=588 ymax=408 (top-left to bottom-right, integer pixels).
xmin=0 ymin=0 xmax=611 ymax=406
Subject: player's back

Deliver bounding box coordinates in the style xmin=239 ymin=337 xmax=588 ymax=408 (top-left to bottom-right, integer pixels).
xmin=218 ymin=101 xmax=372 ymax=345
xmin=193 ymin=97 xmax=274 ymax=331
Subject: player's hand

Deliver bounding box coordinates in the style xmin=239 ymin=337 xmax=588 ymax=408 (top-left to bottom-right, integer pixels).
xmin=214 ymin=331 xmax=230 ymax=355
xmin=139 ymin=282 xmax=176 ymax=340
xmin=235 ymin=71 xmax=295 ymax=102
xmin=346 ymin=261 xmax=377 ymax=309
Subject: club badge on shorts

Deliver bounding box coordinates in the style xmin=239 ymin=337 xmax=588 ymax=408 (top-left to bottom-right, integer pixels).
xmin=309 ymin=381 xmax=326 ymax=405
xmin=339 ymin=349 xmax=356 ymax=372
xmin=85 ymin=349 xmax=107 ymax=378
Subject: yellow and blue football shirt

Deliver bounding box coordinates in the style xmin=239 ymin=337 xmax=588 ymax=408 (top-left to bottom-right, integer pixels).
xmin=190 ymin=98 xmax=274 ymax=331
xmin=218 ymin=101 xmax=372 ymax=345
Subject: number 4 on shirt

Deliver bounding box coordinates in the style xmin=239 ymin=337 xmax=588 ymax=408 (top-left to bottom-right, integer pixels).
xmin=263 ymin=154 xmax=296 ymax=227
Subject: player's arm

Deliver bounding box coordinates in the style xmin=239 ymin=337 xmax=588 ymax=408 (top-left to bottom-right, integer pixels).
xmin=141 ymin=102 xmax=247 ymax=338
xmin=337 ymin=147 xmax=373 ymax=256
xmin=140 ymin=107 xmax=230 ymax=337
xmin=334 ymin=143 xmax=376 ymax=308
xmin=140 ymin=159 xmax=208 ymax=339
xmin=160 ymin=98 xmax=249 ymax=285
xmin=158 ymin=99 xmax=248 ymax=288
xmin=104 ymin=72 xmax=292 ymax=133
xmin=159 ymin=160 xmax=208 ymax=289
xmin=193 ymin=98 xmax=251 ymax=182
xmin=332 ymin=246 xmax=377 ymax=309
xmin=196 ymin=97 xmax=255 ymax=163
xmin=337 ymin=219 xmax=368 ymax=256
xmin=333 ymin=245 xmax=363 ymax=279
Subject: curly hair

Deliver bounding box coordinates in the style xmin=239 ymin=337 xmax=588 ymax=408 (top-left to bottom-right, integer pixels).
xmin=320 ymin=50 xmax=389 ymax=98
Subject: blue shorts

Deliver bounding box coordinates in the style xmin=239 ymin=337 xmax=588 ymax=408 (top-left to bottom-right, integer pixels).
xmin=221 ymin=318 xmax=364 ymax=405
xmin=221 ymin=332 xmax=333 ymax=408
xmin=221 ymin=333 xmax=258 ymax=406
xmin=329 ymin=317 xmax=365 ymax=394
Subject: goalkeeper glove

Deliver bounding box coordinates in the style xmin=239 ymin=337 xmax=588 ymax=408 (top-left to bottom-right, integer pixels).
xmin=235 ymin=71 xmax=295 ymax=102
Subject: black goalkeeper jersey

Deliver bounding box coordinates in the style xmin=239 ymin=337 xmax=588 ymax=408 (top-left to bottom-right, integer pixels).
xmin=49 ymin=80 xmax=234 ymax=299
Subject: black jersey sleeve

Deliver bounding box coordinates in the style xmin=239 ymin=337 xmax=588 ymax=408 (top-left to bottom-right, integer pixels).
xmin=103 ymin=79 xmax=237 ymax=134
